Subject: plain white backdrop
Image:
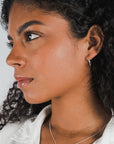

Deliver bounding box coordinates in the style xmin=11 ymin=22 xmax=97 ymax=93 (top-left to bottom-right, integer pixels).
xmin=0 ymin=0 xmax=15 ymax=106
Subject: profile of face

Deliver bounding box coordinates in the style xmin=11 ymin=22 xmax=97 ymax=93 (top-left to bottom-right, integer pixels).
xmin=7 ymin=2 xmax=94 ymax=104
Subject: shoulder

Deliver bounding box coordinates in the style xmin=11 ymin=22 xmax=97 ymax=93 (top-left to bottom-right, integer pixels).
xmin=1 ymin=105 xmax=51 ymax=144
xmin=94 ymin=116 xmax=114 ymax=144
xmin=0 ymin=122 xmax=23 ymax=144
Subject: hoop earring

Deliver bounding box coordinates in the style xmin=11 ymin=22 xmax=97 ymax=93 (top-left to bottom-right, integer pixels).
xmin=88 ymin=58 xmax=91 ymax=66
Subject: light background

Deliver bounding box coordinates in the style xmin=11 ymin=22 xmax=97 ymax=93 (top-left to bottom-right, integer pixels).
xmin=0 ymin=2 xmax=24 ymax=141
xmin=0 ymin=0 xmax=15 ymax=106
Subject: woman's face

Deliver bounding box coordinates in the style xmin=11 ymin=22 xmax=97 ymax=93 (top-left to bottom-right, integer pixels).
xmin=7 ymin=2 xmax=89 ymax=104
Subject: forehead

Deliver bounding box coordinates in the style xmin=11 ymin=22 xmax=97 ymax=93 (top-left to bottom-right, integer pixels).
xmin=8 ymin=2 xmax=70 ymax=34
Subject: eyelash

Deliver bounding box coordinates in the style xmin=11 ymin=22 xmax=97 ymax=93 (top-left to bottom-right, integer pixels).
xmin=7 ymin=42 xmax=13 ymax=49
xmin=7 ymin=31 xmax=42 ymax=49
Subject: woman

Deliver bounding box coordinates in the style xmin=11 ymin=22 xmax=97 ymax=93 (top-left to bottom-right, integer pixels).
xmin=0 ymin=0 xmax=114 ymax=143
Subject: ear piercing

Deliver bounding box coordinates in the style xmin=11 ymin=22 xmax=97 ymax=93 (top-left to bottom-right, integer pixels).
xmin=88 ymin=58 xmax=91 ymax=66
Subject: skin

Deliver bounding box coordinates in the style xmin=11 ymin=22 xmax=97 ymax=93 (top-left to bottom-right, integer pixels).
xmin=7 ymin=2 xmax=111 ymax=144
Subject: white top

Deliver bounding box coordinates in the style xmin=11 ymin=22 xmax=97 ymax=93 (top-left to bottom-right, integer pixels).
xmin=0 ymin=105 xmax=114 ymax=144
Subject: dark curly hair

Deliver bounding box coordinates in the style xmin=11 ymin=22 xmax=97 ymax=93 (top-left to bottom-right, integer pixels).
xmin=0 ymin=0 xmax=114 ymax=130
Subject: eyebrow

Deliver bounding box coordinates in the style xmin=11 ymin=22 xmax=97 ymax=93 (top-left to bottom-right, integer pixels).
xmin=18 ymin=20 xmax=44 ymax=34
xmin=7 ymin=20 xmax=45 ymax=40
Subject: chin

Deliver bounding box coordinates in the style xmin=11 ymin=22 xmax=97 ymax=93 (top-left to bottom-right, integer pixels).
xmin=23 ymin=93 xmax=50 ymax=104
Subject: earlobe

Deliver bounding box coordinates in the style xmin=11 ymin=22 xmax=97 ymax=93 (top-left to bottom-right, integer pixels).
xmin=87 ymin=25 xmax=104 ymax=60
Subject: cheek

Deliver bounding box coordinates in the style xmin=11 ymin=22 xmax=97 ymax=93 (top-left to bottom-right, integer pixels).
xmin=24 ymin=40 xmax=86 ymax=103
xmin=37 ymin=41 xmax=81 ymax=87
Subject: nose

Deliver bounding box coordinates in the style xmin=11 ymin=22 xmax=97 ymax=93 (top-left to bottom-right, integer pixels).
xmin=6 ymin=48 xmax=26 ymax=69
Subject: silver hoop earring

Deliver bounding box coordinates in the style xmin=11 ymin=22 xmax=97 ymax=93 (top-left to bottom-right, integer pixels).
xmin=88 ymin=58 xmax=91 ymax=66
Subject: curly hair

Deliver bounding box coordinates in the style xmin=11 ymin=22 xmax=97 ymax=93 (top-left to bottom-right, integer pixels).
xmin=0 ymin=0 xmax=114 ymax=130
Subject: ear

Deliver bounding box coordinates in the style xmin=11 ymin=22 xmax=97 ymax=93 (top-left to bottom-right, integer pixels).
xmin=86 ymin=25 xmax=104 ymax=60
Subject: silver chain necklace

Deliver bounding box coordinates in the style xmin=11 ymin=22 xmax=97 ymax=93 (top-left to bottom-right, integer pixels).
xmin=49 ymin=120 xmax=106 ymax=144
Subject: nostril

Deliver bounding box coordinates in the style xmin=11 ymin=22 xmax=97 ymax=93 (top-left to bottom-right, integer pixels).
xmin=13 ymin=63 xmax=21 ymax=66
xmin=6 ymin=52 xmax=25 ymax=66
xmin=6 ymin=57 xmax=23 ymax=68
xmin=6 ymin=51 xmax=26 ymax=68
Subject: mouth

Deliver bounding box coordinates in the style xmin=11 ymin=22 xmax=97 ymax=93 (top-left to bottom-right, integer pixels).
xmin=15 ymin=76 xmax=34 ymax=89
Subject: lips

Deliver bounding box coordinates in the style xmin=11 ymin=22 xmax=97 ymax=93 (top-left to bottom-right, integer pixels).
xmin=15 ymin=76 xmax=34 ymax=89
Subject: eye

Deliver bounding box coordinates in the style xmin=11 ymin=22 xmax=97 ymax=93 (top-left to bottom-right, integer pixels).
xmin=25 ymin=31 xmax=40 ymax=42
xmin=7 ymin=42 xmax=13 ymax=49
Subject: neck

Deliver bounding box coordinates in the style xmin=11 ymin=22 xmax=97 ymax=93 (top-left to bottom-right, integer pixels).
xmin=50 ymin=82 xmax=111 ymax=139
